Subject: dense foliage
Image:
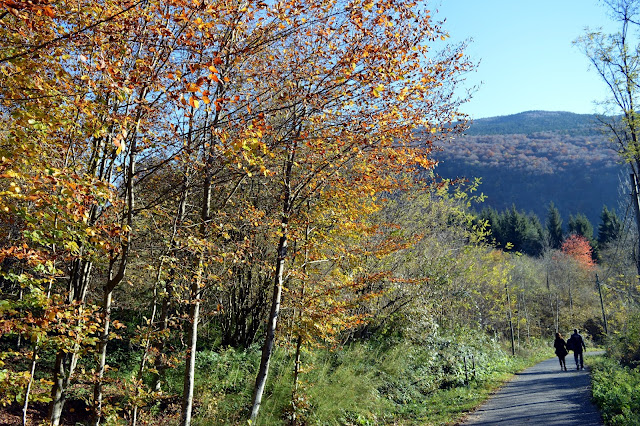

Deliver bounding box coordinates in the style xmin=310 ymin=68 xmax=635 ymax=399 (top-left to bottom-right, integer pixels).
xmin=167 ymin=333 xmax=552 ymax=425
xmin=591 ymin=356 xmax=640 ymax=426
xmin=0 ymin=0 xmax=477 ymax=424
xmin=434 ymin=111 xmax=624 ymax=227
xmin=1 ymin=1 xmax=640 ymax=425
xmin=579 ymin=2 xmax=640 ymax=424
xmin=464 ymin=111 xmax=607 ymax=136
xmin=479 ymin=206 xmax=545 ymax=256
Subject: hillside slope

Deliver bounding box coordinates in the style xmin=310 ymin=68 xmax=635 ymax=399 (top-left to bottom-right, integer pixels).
xmin=433 ymin=111 xmax=626 ymax=227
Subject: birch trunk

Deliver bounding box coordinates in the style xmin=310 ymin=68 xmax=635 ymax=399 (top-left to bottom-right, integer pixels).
xmin=180 ymin=256 xmax=203 ymax=426
xmin=250 ymin=134 xmax=295 ymax=422
xmin=250 ymin=231 xmax=288 ymax=421
xmin=181 ymin=124 xmax=211 ymax=425
xmin=93 ymin=288 xmax=114 ymax=425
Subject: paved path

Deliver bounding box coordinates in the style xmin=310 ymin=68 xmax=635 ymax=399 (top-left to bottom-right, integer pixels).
xmin=461 ymin=352 xmax=604 ymax=425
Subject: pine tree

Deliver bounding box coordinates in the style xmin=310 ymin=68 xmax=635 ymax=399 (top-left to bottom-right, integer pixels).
xmin=524 ymin=214 xmax=545 ymax=257
xmin=546 ymin=202 xmax=563 ymax=249
xmin=597 ymin=205 xmax=622 ymax=246
xmin=568 ymin=213 xmax=594 ymax=241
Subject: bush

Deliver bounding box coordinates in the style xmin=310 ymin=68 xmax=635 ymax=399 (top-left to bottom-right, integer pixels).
xmin=606 ymin=313 xmax=640 ymax=367
xmin=188 ymin=331 xmax=550 ymax=425
xmin=591 ymin=356 xmax=640 ymax=426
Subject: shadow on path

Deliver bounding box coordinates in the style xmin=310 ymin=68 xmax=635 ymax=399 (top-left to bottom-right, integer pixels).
xmin=460 ymin=351 xmax=604 ymax=425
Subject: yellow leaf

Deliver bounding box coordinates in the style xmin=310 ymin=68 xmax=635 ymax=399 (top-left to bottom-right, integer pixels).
xmin=371 ymin=84 xmax=384 ymax=98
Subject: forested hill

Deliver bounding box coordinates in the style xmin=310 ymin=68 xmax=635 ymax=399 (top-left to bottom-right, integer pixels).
xmin=433 ymin=111 xmax=626 ymax=227
xmin=463 ymin=110 xmax=603 ymax=136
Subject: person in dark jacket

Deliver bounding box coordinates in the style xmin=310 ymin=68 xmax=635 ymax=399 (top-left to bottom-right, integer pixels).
xmin=553 ymin=332 xmax=568 ymax=371
xmin=567 ymin=328 xmax=586 ymax=370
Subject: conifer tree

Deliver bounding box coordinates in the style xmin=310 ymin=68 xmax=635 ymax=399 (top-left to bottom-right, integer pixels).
xmin=597 ymin=205 xmax=622 ymax=246
xmin=546 ymin=202 xmax=563 ymax=249
xmin=480 ymin=207 xmax=502 ymax=244
xmin=568 ymin=213 xmax=594 ymax=241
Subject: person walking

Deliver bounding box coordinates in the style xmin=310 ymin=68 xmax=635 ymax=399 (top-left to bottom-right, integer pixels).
xmin=553 ymin=332 xmax=568 ymax=371
xmin=567 ymin=328 xmax=586 ymax=370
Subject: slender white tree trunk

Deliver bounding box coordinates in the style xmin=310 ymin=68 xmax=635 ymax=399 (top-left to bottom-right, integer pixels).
xmin=250 ymin=232 xmax=287 ymax=421
xmin=250 ymin=136 xmax=296 ymax=422
xmin=93 ymin=289 xmax=113 ymax=426
xmin=180 ymin=257 xmax=202 ymax=426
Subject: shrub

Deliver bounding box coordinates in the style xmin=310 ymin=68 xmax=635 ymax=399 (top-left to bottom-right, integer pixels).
xmin=186 ymin=330 xmax=550 ymax=425
xmin=606 ymin=313 xmax=640 ymax=367
xmin=591 ymin=356 xmax=640 ymax=426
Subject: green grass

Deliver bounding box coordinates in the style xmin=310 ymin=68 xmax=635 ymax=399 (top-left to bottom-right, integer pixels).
xmin=590 ymin=356 xmax=640 ymax=426
xmin=186 ymin=335 xmax=552 ymax=425
xmin=393 ymin=346 xmax=551 ymax=425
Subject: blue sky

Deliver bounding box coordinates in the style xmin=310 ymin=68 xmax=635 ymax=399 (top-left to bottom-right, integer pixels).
xmin=433 ymin=0 xmax=619 ymax=119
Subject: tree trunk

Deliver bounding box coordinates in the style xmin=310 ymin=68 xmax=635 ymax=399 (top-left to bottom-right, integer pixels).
xmin=48 ymin=114 xmax=110 ymax=425
xmin=181 ymin=109 xmax=212 ymax=424
xmin=49 ymin=351 xmax=67 ymax=426
xmin=505 ymin=282 xmax=515 ymax=356
xmin=22 ymin=343 xmax=38 ymax=426
xmin=131 ymin=257 xmax=165 ymax=426
xmin=152 ymin=282 xmax=172 ymax=392
xmin=515 ymin=295 xmax=520 ymax=349
xmin=596 ymin=273 xmax=608 ymax=335
xmin=93 ymin=112 xmax=136 ymax=424
xmin=250 ymin=231 xmax=288 ymax=421
xmin=180 ymin=256 xmax=202 ymax=426
xmin=554 ymin=293 xmax=560 ymax=333
xmin=49 ymin=264 xmax=92 ymax=425
xmin=93 ymin=288 xmax=114 ymax=426
xmin=630 ymin=173 xmax=640 ymax=282
xmin=568 ymin=284 xmax=573 ymax=322
xmin=250 ymin=133 xmax=296 ymax=422
xmin=522 ymin=291 xmax=530 ymax=342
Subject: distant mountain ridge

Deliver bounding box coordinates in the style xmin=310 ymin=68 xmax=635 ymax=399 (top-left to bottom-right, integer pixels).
xmin=434 ymin=111 xmax=626 ymax=229
xmin=465 ymin=110 xmax=604 ymax=136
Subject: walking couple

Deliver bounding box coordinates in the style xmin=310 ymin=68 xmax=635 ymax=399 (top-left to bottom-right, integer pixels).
xmin=554 ymin=329 xmax=586 ymax=371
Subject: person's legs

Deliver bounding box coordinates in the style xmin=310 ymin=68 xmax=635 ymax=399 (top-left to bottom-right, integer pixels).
xmin=574 ymin=352 xmax=580 ymax=369
xmin=578 ymin=352 xmax=584 ymax=369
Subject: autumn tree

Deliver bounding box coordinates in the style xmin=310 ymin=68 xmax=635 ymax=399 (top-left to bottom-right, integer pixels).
xmin=576 ymin=0 xmax=640 ymax=277
xmin=367 ymin=181 xmax=498 ymax=338
xmin=1 ymin=0 xmax=477 ymax=424
xmin=562 ymin=235 xmax=595 ymax=270
xmin=240 ymin=0 xmax=472 ymax=420
xmin=0 ymin=1 xmax=239 ymax=423
xmin=0 ymin=2 xmax=130 ymax=422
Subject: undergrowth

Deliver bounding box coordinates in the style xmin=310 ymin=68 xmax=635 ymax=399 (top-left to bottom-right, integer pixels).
xmin=590 ymin=356 xmax=640 ymax=426
xmin=186 ymin=333 xmax=551 ymax=425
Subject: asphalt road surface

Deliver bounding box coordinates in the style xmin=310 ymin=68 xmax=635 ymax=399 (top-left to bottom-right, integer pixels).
xmin=461 ymin=352 xmax=604 ymax=425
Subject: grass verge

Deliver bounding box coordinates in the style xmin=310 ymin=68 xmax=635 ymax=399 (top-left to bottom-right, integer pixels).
xmin=189 ymin=335 xmax=552 ymax=425
xmin=590 ymin=355 xmax=640 ymax=426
